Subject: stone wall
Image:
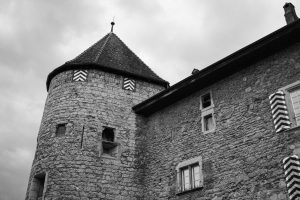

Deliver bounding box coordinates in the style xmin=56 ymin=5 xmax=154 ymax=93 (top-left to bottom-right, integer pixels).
xmin=141 ymin=42 xmax=300 ymax=200
xmin=25 ymin=69 xmax=164 ymax=200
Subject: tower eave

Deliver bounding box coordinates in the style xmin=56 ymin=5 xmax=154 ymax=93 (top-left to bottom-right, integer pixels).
xmin=46 ymin=63 xmax=169 ymax=91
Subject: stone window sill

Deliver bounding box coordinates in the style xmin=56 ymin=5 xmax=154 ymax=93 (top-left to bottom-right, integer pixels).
xmin=176 ymin=187 xmax=203 ymax=195
xmin=101 ymin=154 xmax=117 ymax=160
xmin=282 ymin=125 xmax=300 ymax=133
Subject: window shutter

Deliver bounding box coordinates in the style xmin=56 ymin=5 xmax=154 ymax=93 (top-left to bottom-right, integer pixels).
xmin=73 ymin=70 xmax=88 ymax=82
xmin=269 ymin=91 xmax=291 ymax=132
xmin=283 ymin=155 xmax=300 ymax=200
xmin=123 ymin=77 xmax=136 ymax=91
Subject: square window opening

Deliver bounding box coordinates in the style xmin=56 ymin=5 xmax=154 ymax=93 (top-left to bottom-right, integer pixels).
xmin=201 ymin=93 xmax=212 ymax=109
xmin=56 ymin=124 xmax=66 ymax=137
xmin=102 ymin=127 xmax=114 ymax=142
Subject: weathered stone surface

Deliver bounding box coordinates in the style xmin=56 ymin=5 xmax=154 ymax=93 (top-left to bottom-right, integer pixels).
xmin=25 ymin=69 xmax=164 ymax=200
xmin=141 ymin=42 xmax=300 ymax=199
xmin=25 ymin=37 xmax=300 ymax=200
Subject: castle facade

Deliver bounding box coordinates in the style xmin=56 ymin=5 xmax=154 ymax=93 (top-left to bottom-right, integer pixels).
xmin=26 ymin=3 xmax=300 ymax=200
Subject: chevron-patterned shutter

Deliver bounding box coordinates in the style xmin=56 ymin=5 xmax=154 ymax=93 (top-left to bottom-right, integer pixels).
xmin=123 ymin=77 xmax=136 ymax=91
xmin=283 ymin=155 xmax=300 ymax=200
xmin=269 ymin=91 xmax=291 ymax=132
xmin=73 ymin=70 xmax=88 ymax=82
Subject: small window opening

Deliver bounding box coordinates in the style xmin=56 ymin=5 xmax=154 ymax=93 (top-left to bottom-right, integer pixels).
xmin=56 ymin=124 xmax=66 ymax=136
xmin=102 ymin=127 xmax=114 ymax=142
xmin=101 ymin=127 xmax=118 ymax=157
xmin=204 ymin=114 xmax=214 ymax=132
xmin=201 ymin=93 xmax=211 ymax=108
xmin=29 ymin=173 xmax=46 ymax=200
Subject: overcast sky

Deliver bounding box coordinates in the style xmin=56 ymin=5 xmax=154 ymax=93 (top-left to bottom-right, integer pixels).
xmin=0 ymin=0 xmax=295 ymax=199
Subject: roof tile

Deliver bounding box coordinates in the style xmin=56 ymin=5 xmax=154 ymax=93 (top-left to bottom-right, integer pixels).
xmin=66 ymin=33 xmax=167 ymax=84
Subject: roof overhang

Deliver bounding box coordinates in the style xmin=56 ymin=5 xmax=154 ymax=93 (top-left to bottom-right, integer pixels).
xmin=133 ymin=20 xmax=300 ymax=116
xmin=46 ymin=63 xmax=169 ymax=91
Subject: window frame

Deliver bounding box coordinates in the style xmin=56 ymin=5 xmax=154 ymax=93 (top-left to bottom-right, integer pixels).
xmin=200 ymin=91 xmax=216 ymax=134
xmin=176 ymin=156 xmax=203 ymax=194
xmin=279 ymin=80 xmax=300 ymax=128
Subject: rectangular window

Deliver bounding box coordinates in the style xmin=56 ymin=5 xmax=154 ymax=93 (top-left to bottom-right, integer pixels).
xmin=278 ymin=81 xmax=300 ymax=129
xmin=200 ymin=91 xmax=215 ymax=133
xmin=29 ymin=173 xmax=46 ymax=200
xmin=204 ymin=114 xmax=214 ymax=131
xmin=201 ymin=93 xmax=211 ymax=109
xmin=290 ymin=88 xmax=300 ymax=125
xmin=102 ymin=127 xmax=115 ymax=142
xmin=181 ymin=167 xmax=190 ymax=191
xmin=56 ymin=124 xmax=66 ymax=136
xmin=191 ymin=164 xmax=201 ymax=188
xmin=101 ymin=127 xmax=118 ymax=157
xmin=176 ymin=156 xmax=203 ymax=194
xmin=180 ymin=164 xmax=201 ymax=192
xmin=37 ymin=176 xmax=45 ymax=198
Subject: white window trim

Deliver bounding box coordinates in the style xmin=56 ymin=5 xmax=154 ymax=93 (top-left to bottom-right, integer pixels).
xmin=175 ymin=156 xmax=203 ymax=194
xmin=201 ymin=109 xmax=216 ymax=134
xmin=200 ymin=91 xmax=216 ymax=134
xmin=279 ymin=80 xmax=300 ymax=127
xmin=200 ymin=91 xmax=214 ymax=111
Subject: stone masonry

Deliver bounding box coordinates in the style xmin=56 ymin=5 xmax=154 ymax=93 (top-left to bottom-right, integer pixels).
xmin=26 ymin=5 xmax=300 ymax=200
xmin=141 ymin=42 xmax=300 ymax=200
xmin=25 ymin=69 xmax=165 ymax=200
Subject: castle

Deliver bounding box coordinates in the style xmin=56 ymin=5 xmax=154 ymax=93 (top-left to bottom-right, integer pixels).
xmin=26 ymin=3 xmax=300 ymax=200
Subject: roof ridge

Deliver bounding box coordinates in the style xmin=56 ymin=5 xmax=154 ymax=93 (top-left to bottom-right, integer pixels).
xmin=66 ymin=33 xmax=110 ymax=64
xmin=94 ymin=33 xmax=112 ymax=63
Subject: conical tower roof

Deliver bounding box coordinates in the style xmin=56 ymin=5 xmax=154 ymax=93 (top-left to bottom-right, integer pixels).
xmin=46 ymin=32 xmax=169 ymax=90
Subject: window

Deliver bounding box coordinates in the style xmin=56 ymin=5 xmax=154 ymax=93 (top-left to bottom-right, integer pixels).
xmin=176 ymin=156 xmax=203 ymax=194
xmin=203 ymin=114 xmax=214 ymax=132
xmin=101 ymin=127 xmax=118 ymax=157
xmin=56 ymin=124 xmax=66 ymax=136
xmin=200 ymin=91 xmax=215 ymax=133
xmin=29 ymin=173 xmax=46 ymax=200
xmin=102 ymin=127 xmax=114 ymax=142
xmin=290 ymin=88 xmax=300 ymax=125
xmin=201 ymin=93 xmax=212 ymax=108
xmin=278 ymin=81 xmax=300 ymax=128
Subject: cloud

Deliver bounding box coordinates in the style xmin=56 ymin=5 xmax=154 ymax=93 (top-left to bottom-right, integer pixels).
xmin=0 ymin=0 xmax=293 ymax=199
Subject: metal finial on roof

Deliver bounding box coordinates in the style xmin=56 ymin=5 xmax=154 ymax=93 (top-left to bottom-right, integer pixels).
xmin=111 ymin=17 xmax=115 ymax=32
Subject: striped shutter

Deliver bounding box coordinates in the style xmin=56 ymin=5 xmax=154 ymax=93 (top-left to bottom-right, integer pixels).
xmin=73 ymin=70 xmax=88 ymax=82
xmin=283 ymin=155 xmax=300 ymax=200
xmin=269 ymin=91 xmax=291 ymax=132
xmin=123 ymin=77 xmax=136 ymax=91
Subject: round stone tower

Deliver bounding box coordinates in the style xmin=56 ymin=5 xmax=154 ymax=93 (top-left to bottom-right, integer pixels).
xmin=25 ymin=29 xmax=168 ymax=200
